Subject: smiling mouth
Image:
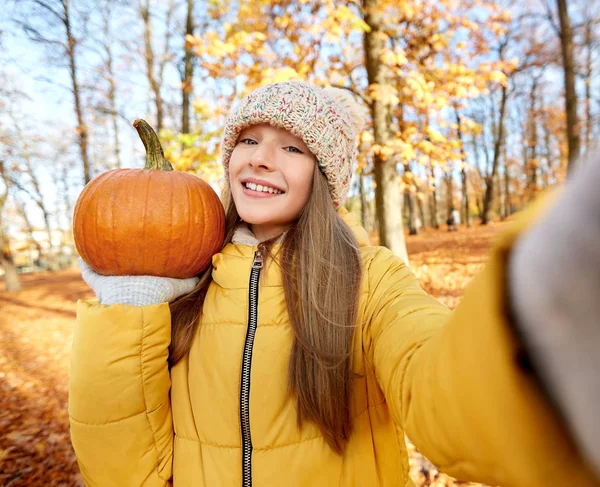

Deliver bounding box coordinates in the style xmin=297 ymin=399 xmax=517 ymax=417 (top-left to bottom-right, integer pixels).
xmin=243 ymin=181 xmax=284 ymax=195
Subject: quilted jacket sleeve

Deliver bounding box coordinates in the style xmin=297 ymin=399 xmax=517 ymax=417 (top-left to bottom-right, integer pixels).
xmin=363 ymin=205 xmax=599 ymax=486
xmin=69 ymin=301 xmax=173 ymax=486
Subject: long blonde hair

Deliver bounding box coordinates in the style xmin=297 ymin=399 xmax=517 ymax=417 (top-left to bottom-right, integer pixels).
xmin=169 ymin=169 xmax=362 ymax=454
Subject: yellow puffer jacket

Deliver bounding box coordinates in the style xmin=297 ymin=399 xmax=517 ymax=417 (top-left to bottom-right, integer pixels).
xmin=69 ymin=208 xmax=599 ymax=487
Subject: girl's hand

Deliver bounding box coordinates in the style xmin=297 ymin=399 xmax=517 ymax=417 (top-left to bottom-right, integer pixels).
xmin=78 ymin=258 xmax=199 ymax=306
xmin=509 ymin=153 xmax=600 ymax=477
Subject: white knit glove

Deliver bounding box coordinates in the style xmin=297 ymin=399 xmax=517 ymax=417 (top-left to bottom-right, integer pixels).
xmin=509 ymin=153 xmax=600 ymax=477
xmin=78 ymin=258 xmax=200 ymax=306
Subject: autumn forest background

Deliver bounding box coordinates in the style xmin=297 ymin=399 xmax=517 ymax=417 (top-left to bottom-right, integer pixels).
xmin=1 ymin=0 xmax=598 ymax=485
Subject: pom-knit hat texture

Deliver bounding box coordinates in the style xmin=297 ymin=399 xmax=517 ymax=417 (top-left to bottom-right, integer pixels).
xmin=220 ymin=81 xmax=366 ymax=207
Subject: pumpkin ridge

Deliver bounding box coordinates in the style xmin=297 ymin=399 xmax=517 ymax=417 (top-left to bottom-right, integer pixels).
xmin=127 ymin=171 xmax=141 ymax=275
xmin=195 ymin=175 xmax=207 ymax=274
xmin=175 ymin=173 xmax=186 ymax=276
xmin=77 ymin=177 xmax=94 ymax=270
xmin=109 ymin=171 xmax=119 ymax=274
xmin=163 ymin=171 xmax=174 ymax=277
xmin=104 ymin=171 xmax=123 ymax=275
xmin=92 ymin=183 xmax=101 ymax=273
xmin=102 ymin=171 xmax=117 ymax=275
xmin=183 ymin=174 xmax=193 ymax=276
xmin=109 ymin=172 xmax=121 ymax=274
xmin=73 ymin=186 xmax=86 ymax=268
xmin=117 ymin=169 xmax=131 ymax=273
xmin=139 ymin=168 xmax=152 ymax=274
xmin=88 ymin=176 xmax=105 ymax=274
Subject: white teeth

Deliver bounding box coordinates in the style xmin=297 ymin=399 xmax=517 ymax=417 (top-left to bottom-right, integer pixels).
xmin=244 ymin=182 xmax=283 ymax=194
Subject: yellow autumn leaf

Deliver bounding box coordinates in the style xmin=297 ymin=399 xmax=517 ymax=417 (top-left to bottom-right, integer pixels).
xmin=488 ymin=70 xmax=507 ymax=85
xmin=360 ymin=130 xmax=374 ymax=144
xmin=402 ymin=171 xmax=414 ymax=184
xmin=419 ymin=140 xmax=435 ymax=155
xmin=427 ymin=128 xmax=447 ymax=144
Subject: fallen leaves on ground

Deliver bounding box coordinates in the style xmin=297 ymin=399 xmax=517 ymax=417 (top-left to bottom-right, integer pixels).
xmin=405 ymin=223 xmax=503 ymax=311
xmin=0 ymin=222 xmax=505 ymax=486
xmin=0 ymin=271 xmax=92 ymax=486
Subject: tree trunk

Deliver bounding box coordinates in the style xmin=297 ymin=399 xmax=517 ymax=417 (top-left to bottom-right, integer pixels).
xmin=496 ymin=172 xmax=505 ymax=221
xmin=429 ymin=164 xmax=439 ymax=229
xmin=64 ymin=1 xmax=91 ymax=184
xmin=542 ymin=119 xmax=553 ymax=189
xmin=181 ymin=0 xmax=194 ymax=134
xmin=461 ymin=167 xmax=471 ymax=227
xmin=372 ymin=159 xmax=406 ymax=260
xmin=557 ymin=0 xmax=580 ymax=172
xmin=359 ymin=171 xmax=368 ymax=230
xmin=14 ymin=1 xmax=91 ymax=183
xmin=417 ymin=188 xmax=427 ymax=228
xmin=482 ymin=83 xmax=508 ymax=225
xmin=363 ymin=0 xmax=408 ymax=263
xmin=6 ymin=116 xmax=57 ymax=268
xmin=584 ymin=20 xmax=592 ymax=155
xmin=16 ymin=200 xmax=43 ymax=263
xmin=501 ymin=134 xmax=511 ymax=218
xmin=445 ymin=169 xmax=454 ymax=216
xmin=482 ymin=178 xmax=494 ymax=224
xmin=0 ymin=162 xmax=21 ymax=291
xmin=527 ymin=79 xmax=539 ymax=201
xmin=106 ymin=52 xmax=121 ymax=169
xmin=470 ymin=134 xmax=486 ymax=220
xmin=140 ymin=0 xmax=164 ymax=133
xmin=454 ymin=108 xmax=471 ymax=227
xmin=101 ymin=2 xmax=122 ymax=169
xmin=504 ymin=162 xmax=512 ymax=215
xmin=404 ymin=164 xmax=418 ymax=235
xmin=109 ymin=80 xmax=121 ymax=169
xmin=41 ymin=208 xmax=58 ymax=270
xmin=405 ymin=191 xmax=418 ymax=235
xmin=1 ymin=248 xmax=21 ymax=292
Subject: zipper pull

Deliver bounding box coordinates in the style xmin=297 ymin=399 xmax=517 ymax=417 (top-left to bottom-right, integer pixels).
xmin=252 ymin=251 xmax=264 ymax=269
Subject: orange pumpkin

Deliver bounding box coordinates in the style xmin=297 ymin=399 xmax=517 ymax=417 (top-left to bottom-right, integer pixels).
xmin=73 ymin=119 xmax=225 ymax=278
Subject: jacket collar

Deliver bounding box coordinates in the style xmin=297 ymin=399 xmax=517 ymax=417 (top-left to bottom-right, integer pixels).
xmin=230 ymin=222 xmax=284 ymax=246
xmin=231 ymin=223 xmax=259 ymax=246
xmin=211 ymin=209 xmax=370 ymax=290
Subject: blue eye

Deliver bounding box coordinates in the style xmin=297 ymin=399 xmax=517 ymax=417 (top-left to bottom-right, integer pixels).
xmin=285 ymin=146 xmax=303 ymax=154
xmin=240 ymin=138 xmax=257 ymax=145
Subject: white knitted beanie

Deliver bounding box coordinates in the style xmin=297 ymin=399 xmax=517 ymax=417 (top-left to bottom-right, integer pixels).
xmin=220 ymin=81 xmax=367 ymax=207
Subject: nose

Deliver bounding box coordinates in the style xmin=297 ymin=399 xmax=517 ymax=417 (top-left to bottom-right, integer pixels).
xmin=247 ymin=140 xmax=276 ymax=171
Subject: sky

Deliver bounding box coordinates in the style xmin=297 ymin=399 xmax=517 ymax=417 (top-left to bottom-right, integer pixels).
xmin=1 ymin=0 xmax=198 ymax=233
xmin=1 ymin=0 xmax=597 ymax=234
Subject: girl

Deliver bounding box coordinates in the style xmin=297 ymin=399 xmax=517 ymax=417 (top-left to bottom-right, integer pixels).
xmin=71 ymin=81 xmax=600 ymax=487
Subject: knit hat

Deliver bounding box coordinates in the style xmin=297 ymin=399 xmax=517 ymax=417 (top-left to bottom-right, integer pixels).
xmin=220 ymin=81 xmax=367 ymax=207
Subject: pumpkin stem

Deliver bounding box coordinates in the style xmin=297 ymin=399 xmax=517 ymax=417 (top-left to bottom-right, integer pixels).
xmin=133 ymin=119 xmax=174 ymax=171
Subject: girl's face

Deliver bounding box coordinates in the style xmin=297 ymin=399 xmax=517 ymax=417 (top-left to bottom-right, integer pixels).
xmin=228 ymin=123 xmax=316 ymax=242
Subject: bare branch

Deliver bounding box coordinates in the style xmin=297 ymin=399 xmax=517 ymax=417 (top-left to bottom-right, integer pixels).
xmin=31 ymin=0 xmax=64 ymax=21
xmin=18 ymin=22 xmax=64 ymax=47
xmin=9 ymin=175 xmax=40 ymax=205
xmin=158 ymin=0 xmax=177 ymax=86
xmin=329 ymin=83 xmax=372 ymax=106
xmin=32 ymin=74 xmax=73 ymax=93
xmin=540 ymin=0 xmax=560 ymax=36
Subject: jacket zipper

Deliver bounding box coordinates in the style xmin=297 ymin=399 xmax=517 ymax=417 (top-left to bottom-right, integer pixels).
xmin=240 ymin=250 xmax=263 ymax=487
